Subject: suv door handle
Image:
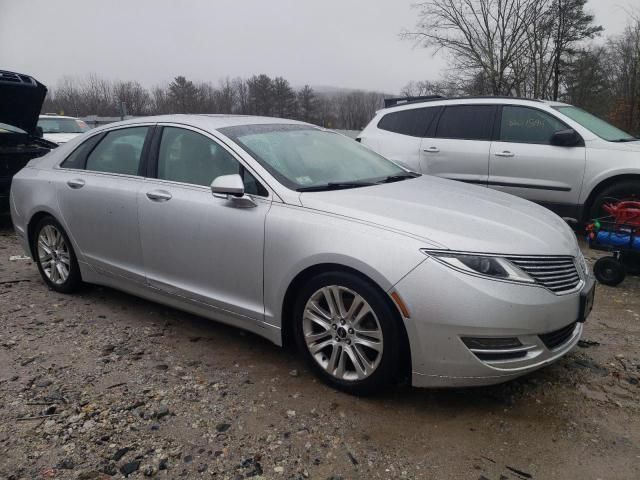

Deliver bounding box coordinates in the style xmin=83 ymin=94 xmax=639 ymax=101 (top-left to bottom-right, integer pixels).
xmin=495 ymin=151 xmax=515 ymax=157
xmin=67 ymin=178 xmax=85 ymax=189
xmin=146 ymin=190 xmax=172 ymax=202
xmin=423 ymin=147 xmax=440 ymax=153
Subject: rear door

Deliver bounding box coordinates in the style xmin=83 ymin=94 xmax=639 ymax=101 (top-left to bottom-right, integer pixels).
xmin=419 ymin=104 xmax=496 ymax=186
xmin=362 ymin=106 xmax=440 ymax=171
xmin=488 ymin=105 xmax=586 ymax=214
xmin=56 ymin=125 xmax=152 ymax=283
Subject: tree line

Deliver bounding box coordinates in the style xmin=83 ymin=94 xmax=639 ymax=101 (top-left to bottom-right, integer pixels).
xmin=402 ymin=0 xmax=640 ymax=135
xmin=42 ymin=74 xmax=385 ymax=131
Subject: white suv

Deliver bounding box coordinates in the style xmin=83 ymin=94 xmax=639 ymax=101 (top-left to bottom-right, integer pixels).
xmin=358 ymin=97 xmax=639 ymax=222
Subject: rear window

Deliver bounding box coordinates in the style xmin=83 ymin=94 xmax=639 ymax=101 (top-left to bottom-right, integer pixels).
xmin=436 ymin=105 xmax=496 ymax=141
xmin=377 ymin=107 xmax=439 ymax=137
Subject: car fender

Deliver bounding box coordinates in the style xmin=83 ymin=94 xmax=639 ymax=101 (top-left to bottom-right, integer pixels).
xmin=262 ymin=202 xmax=428 ymax=333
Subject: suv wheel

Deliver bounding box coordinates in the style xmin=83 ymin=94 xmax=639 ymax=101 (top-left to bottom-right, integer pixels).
xmin=588 ymin=180 xmax=640 ymax=221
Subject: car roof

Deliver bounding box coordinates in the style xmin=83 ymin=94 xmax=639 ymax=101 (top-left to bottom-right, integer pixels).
xmin=380 ymin=97 xmax=572 ymax=114
xmin=90 ymin=114 xmax=310 ymax=133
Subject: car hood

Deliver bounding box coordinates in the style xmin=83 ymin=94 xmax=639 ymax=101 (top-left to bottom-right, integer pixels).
xmin=43 ymin=132 xmax=82 ymax=144
xmin=0 ymin=70 xmax=47 ymax=135
xmin=299 ymin=176 xmax=578 ymax=256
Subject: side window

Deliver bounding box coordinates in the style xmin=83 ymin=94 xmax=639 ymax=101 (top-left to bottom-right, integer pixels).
xmin=436 ymin=105 xmax=496 ymax=141
xmin=377 ymin=107 xmax=439 ymax=137
xmin=500 ymin=106 xmax=568 ymax=144
xmin=60 ymin=134 xmax=103 ymax=169
xmin=85 ymin=127 xmax=148 ymax=175
xmin=157 ymin=127 xmax=267 ymax=196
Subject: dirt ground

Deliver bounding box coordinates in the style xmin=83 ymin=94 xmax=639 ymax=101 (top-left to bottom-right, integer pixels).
xmin=0 ymin=216 xmax=638 ymax=480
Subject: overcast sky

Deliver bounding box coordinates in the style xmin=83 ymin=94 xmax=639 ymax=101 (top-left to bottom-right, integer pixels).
xmin=0 ymin=0 xmax=636 ymax=94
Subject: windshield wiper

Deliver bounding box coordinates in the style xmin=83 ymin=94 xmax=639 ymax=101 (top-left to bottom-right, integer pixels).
xmin=297 ymin=181 xmax=377 ymax=192
xmin=377 ymin=172 xmax=421 ymax=184
xmin=611 ymin=138 xmax=637 ymax=143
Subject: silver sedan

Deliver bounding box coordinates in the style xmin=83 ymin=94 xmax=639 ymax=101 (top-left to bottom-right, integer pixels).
xmin=10 ymin=115 xmax=595 ymax=395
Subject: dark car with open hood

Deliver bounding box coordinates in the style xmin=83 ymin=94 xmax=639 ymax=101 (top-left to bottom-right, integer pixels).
xmin=0 ymin=70 xmax=57 ymax=213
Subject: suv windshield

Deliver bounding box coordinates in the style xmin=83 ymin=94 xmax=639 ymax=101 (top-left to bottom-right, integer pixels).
xmin=220 ymin=124 xmax=409 ymax=191
xmin=37 ymin=118 xmax=90 ymax=134
xmin=553 ymin=106 xmax=636 ymax=142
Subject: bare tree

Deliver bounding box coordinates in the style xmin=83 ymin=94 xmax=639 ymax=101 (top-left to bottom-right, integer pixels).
xmin=403 ymin=0 xmax=539 ymax=95
xmin=113 ymin=80 xmax=151 ymax=116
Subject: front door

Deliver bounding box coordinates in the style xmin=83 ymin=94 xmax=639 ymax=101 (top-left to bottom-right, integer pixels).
xmin=138 ymin=125 xmax=271 ymax=322
xmin=488 ymin=105 xmax=586 ymax=216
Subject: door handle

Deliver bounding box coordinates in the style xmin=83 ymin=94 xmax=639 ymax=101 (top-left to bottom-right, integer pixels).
xmin=495 ymin=151 xmax=515 ymax=157
xmin=423 ymin=147 xmax=440 ymax=153
xmin=146 ymin=190 xmax=172 ymax=202
xmin=67 ymin=178 xmax=85 ymax=189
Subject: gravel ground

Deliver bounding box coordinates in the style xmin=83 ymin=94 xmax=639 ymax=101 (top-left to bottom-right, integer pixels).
xmin=0 ymin=216 xmax=639 ymax=480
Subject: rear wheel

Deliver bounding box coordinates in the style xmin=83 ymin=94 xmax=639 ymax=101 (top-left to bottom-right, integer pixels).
xmin=293 ymin=271 xmax=403 ymax=395
xmin=587 ymin=180 xmax=640 ymax=221
xmin=32 ymin=216 xmax=82 ymax=293
xmin=593 ymin=256 xmax=626 ymax=286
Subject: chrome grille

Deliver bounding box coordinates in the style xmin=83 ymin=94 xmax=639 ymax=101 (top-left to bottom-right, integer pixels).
xmin=507 ymin=255 xmax=581 ymax=294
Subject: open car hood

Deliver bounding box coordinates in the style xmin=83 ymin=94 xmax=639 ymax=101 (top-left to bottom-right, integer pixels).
xmin=0 ymin=70 xmax=47 ymax=135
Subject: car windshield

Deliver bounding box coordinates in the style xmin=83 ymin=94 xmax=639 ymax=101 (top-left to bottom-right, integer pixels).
xmin=219 ymin=124 xmax=409 ymax=191
xmin=37 ymin=117 xmax=90 ymax=134
xmin=553 ymin=106 xmax=636 ymax=142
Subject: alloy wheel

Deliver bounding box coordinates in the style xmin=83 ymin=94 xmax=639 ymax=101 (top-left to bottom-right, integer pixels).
xmin=37 ymin=225 xmax=71 ymax=285
xmin=302 ymin=286 xmax=383 ymax=381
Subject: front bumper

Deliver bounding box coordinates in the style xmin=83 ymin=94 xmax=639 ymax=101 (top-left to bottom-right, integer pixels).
xmin=395 ymin=257 xmax=590 ymax=388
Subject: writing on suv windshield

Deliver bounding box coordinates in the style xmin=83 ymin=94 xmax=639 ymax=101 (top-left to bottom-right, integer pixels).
xmin=219 ymin=124 xmax=411 ymax=191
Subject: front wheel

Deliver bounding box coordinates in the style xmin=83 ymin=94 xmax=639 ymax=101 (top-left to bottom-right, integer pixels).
xmin=32 ymin=216 xmax=82 ymax=293
xmin=293 ymin=271 xmax=404 ymax=395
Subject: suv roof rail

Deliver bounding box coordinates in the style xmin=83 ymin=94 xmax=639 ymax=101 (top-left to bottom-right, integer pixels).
xmin=382 ymin=95 xmax=545 ymax=110
xmin=383 ymin=95 xmax=445 ymax=108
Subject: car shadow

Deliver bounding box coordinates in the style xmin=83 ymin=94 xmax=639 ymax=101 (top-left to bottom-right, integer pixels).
xmin=73 ymin=281 xmax=573 ymax=414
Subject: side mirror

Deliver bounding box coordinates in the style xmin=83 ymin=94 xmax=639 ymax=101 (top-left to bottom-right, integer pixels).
xmin=35 ymin=126 xmax=44 ymax=138
xmin=210 ymin=174 xmax=256 ymax=208
xmin=211 ymin=174 xmax=244 ymax=197
xmin=550 ymin=129 xmax=581 ymax=147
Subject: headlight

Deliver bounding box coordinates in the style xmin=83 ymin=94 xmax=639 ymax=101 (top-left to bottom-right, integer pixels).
xmin=421 ymin=249 xmax=535 ymax=284
xmin=576 ymin=250 xmax=589 ymax=277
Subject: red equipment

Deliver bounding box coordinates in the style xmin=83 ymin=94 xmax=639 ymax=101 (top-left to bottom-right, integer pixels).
xmin=602 ymin=200 xmax=640 ymax=226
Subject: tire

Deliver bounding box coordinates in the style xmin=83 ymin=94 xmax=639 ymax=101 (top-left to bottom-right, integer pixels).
xmin=587 ymin=180 xmax=640 ymax=221
xmin=293 ymin=271 xmax=404 ymax=396
xmin=32 ymin=216 xmax=82 ymax=293
xmin=593 ymin=257 xmax=626 ymax=286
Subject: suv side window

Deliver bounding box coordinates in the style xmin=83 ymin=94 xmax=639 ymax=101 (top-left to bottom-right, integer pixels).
xmin=436 ymin=105 xmax=496 ymax=140
xmin=157 ymin=127 xmax=267 ymax=196
xmin=377 ymin=107 xmax=440 ymax=137
xmin=85 ymin=127 xmax=148 ymax=175
xmin=500 ymin=106 xmax=568 ymax=144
